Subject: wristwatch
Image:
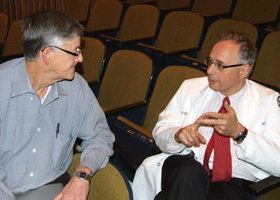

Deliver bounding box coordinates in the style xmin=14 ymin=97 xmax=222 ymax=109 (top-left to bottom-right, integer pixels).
xmin=73 ymin=171 xmax=91 ymax=183
xmin=234 ymin=127 xmax=248 ymax=142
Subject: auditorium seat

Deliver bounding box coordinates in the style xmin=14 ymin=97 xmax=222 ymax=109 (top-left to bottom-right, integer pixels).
xmin=132 ymin=11 xmax=204 ymax=93
xmin=97 ymin=49 xmax=153 ymax=125
xmin=110 ymin=65 xmax=206 ymax=181
xmin=250 ymin=30 xmax=280 ymax=86
xmin=0 ymin=13 xmax=9 ymax=57
xmin=85 ymin=0 xmax=123 ymax=38
xmin=2 ymin=20 xmax=23 ymax=58
xmin=75 ymin=37 xmax=105 ymax=96
xmin=61 ymin=0 xmax=91 ymax=27
xmin=97 ymin=4 xmax=160 ymax=67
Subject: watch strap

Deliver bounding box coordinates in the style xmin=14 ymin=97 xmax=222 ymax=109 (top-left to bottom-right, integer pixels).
xmin=234 ymin=127 xmax=248 ymax=142
xmin=73 ymin=171 xmax=91 ymax=183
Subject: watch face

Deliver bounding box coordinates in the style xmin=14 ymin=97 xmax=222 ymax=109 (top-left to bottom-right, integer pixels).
xmin=79 ymin=172 xmax=87 ymax=179
xmin=73 ymin=171 xmax=91 ymax=182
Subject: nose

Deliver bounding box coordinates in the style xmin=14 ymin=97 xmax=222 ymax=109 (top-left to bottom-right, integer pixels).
xmin=207 ymin=62 xmax=216 ymax=75
xmin=76 ymin=52 xmax=83 ymax=63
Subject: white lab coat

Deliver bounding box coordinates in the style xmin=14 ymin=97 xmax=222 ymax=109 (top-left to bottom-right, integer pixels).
xmin=132 ymin=77 xmax=280 ymax=200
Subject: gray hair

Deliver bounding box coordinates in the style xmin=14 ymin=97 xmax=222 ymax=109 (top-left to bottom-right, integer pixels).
xmin=217 ymin=31 xmax=258 ymax=75
xmin=20 ymin=10 xmax=84 ymax=61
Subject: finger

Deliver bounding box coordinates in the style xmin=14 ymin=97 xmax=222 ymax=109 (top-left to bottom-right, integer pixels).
xmin=184 ymin=126 xmax=203 ymax=147
xmin=177 ymin=128 xmax=194 ymax=147
xmin=197 ymin=132 xmax=206 ymax=144
xmin=224 ymin=101 xmax=235 ymax=114
xmin=197 ymin=117 xmax=220 ymax=126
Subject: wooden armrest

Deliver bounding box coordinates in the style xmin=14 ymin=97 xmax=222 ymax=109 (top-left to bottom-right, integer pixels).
xmin=137 ymin=43 xmax=199 ymax=56
xmin=158 ymin=6 xmax=191 ymax=12
xmin=87 ymin=80 xmax=99 ymax=85
xmin=181 ymin=55 xmax=203 ymax=63
xmin=101 ymin=35 xmax=155 ymax=43
xmin=253 ymin=20 xmax=279 ymax=27
xmin=121 ymin=1 xmax=155 ymax=5
xmin=105 ymin=101 xmax=147 ymax=117
xmin=247 ymin=176 xmax=280 ymax=196
xmin=116 ymin=116 xmax=161 ymax=154
xmin=179 ymin=55 xmax=207 ymax=68
xmin=85 ymin=28 xmax=119 ymax=34
xmin=203 ymin=12 xmax=232 ymax=18
xmin=117 ymin=116 xmax=153 ymax=138
xmin=165 ymin=47 xmax=200 ymax=56
xmin=137 ymin=42 xmax=167 ymax=52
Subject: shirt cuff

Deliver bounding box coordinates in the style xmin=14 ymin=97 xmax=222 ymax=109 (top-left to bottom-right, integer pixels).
xmin=166 ymin=132 xmax=186 ymax=153
xmin=234 ymin=135 xmax=248 ymax=158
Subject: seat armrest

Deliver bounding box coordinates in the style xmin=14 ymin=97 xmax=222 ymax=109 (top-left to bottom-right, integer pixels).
xmin=121 ymin=1 xmax=156 ymax=6
xmin=177 ymin=55 xmax=207 ymax=69
xmin=137 ymin=42 xmax=168 ymax=53
xmin=84 ymin=28 xmax=119 ymax=38
xmin=203 ymin=12 xmax=232 ymax=18
xmin=116 ymin=116 xmax=161 ymax=155
xmin=101 ymin=35 xmax=155 ymax=44
xmin=137 ymin=43 xmax=199 ymax=57
xmin=100 ymin=34 xmax=119 ymax=41
xmin=105 ymin=101 xmax=147 ymax=117
xmin=165 ymin=47 xmax=200 ymax=56
xmin=158 ymin=6 xmax=191 ymax=12
xmin=247 ymin=176 xmax=280 ymax=196
xmin=117 ymin=116 xmax=153 ymax=138
xmin=253 ymin=20 xmax=279 ymax=28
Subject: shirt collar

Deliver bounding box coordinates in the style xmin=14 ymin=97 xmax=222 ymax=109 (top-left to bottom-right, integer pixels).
xmin=11 ymin=59 xmax=68 ymax=99
xmin=11 ymin=59 xmax=35 ymax=98
xmin=213 ymin=83 xmax=247 ymax=108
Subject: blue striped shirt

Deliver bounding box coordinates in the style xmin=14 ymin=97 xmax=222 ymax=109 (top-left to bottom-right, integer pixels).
xmin=0 ymin=57 xmax=115 ymax=197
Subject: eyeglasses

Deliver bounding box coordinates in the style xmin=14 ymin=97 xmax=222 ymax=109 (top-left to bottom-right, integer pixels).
xmin=204 ymin=57 xmax=244 ymax=71
xmin=41 ymin=46 xmax=82 ymax=59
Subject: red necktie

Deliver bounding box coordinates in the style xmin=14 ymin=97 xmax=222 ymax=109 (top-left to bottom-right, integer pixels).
xmin=203 ymin=97 xmax=232 ymax=182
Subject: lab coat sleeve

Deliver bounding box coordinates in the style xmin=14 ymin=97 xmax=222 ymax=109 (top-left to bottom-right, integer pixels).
xmin=152 ymin=81 xmax=191 ymax=153
xmin=236 ymin=92 xmax=280 ymax=179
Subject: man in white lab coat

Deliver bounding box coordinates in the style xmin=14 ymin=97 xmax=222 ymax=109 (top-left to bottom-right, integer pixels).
xmin=132 ymin=31 xmax=280 ymax=200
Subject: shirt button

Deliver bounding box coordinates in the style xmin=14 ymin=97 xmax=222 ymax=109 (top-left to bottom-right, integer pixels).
xmin=37 ymin=128 xmax=41 ymax=132
xmin=32 ymin=149 xmax=36 ymax=153
xmin=30 ymin=172 xmax=34 ymax=177
xmin=30 ymin=97 xmax=33 ymax=100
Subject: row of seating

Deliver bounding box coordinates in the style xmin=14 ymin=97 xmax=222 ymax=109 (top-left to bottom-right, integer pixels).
xmin=69 ymin=0 xmax=280 ymax=88
xmin=65 ymin=0 xmax=280 ymax=31
xmin=1 ymin=9 xmax=280 ymax=94
xmin=1 ymin=0 xmax=280 ymax=58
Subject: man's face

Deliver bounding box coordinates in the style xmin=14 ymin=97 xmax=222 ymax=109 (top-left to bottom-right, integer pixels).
xmin=50 ymin=36 xmax=83 ymax=81
xmin=207 ymin=40 xmax=246 ymax=96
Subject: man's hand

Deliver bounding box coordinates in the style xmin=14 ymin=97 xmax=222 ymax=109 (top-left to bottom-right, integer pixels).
xmin=53 ymin=176 xmax=89 ymax=200
xmin=196 ymin=100 xmax=244 ymax=139
xmin=54 ymin=166 xmax=91 ymax=200
xmin=174 ymin=115 xmax=206 ymax=147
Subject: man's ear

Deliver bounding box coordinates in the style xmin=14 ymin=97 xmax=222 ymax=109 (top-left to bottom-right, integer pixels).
xmin=240 ymin=64 xmax=251 ymax=78
xmin=41 ymin=47 xmax=52 ymax=65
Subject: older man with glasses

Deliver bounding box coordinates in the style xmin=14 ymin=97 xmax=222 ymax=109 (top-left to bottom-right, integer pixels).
xmin=0 ymin=10 xmax=114 ymax=200
xmin=132 ymin=31 xmax=280 ymax=200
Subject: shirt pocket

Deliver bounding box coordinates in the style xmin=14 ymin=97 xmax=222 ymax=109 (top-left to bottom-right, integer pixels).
xmin=51 ymin=133 xmax=72 ymax=168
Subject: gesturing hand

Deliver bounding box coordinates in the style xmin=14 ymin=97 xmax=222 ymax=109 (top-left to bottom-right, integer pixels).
xmin=196 ymin=100 xmax=244 ymax=139
xmin=174 ymin=115 xmax=206 ymax=147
